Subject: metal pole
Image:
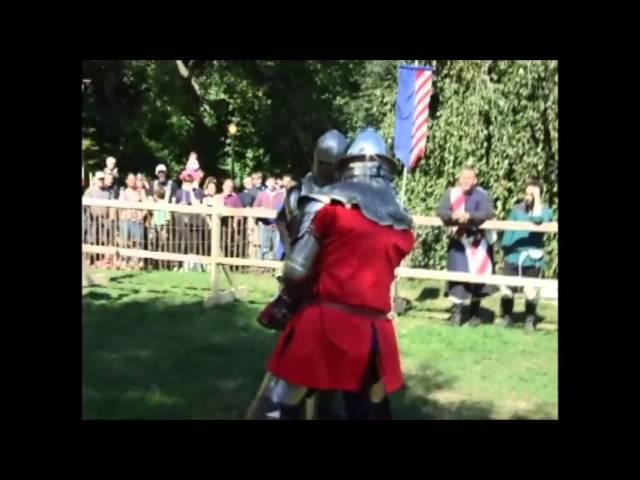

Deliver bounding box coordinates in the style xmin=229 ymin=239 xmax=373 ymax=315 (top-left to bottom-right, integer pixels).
xmin=395 ymin=61 xmax=420 ymax=303
xmin=400 ymin=166 xmax=408 ymax=206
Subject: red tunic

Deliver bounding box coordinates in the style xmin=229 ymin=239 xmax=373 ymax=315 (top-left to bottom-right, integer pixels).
xmin=267 ymin=203 xmax=415 ymax=393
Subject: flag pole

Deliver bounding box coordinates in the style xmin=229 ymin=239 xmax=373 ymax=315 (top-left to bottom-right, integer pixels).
xmin=394 ymin=61 xmax=420 ymax=312
xmin=400 ymin=165 xmax=408 ymax=206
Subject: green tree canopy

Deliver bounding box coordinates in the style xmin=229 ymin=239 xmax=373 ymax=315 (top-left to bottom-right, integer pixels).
xmin=82 ymin=59 xmax=558 ymax=275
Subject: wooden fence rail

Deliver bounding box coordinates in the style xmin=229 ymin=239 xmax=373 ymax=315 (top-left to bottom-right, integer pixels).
xmin=82 ymin=198 xmax=558 ymax=303
xmin=82 ymin=198 xmax=558 ymax=233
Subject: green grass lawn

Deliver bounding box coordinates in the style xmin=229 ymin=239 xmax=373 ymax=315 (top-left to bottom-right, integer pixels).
xmin=82 ymin=269 xmax=558 ymax=420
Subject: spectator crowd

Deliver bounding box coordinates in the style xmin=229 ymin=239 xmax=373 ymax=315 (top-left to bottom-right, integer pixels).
xmin=83 ymin=152 xmax=292 ymax=271
xmin=83 ymin=155 xmax=555 ymax=331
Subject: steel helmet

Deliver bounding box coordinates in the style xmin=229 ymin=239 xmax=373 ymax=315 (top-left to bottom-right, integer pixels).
xmin=312 ymin=129 xmax=348 ymax=186
xmin=337 ymin=127 xmax=401 ymax=179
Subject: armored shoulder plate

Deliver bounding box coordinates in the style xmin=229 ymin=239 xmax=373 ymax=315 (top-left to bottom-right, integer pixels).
xmin=283 ymin=172 xmax=327 ymax=241
xmin=295 ymin=196 xmax=328 ymax=241
xmin=299 ymin=172 xmax=318 ymax=197
xmin=284 ymin=184 xmax=301 ymax=224
xmin=314 ymin=181 xmax=413 ymax=230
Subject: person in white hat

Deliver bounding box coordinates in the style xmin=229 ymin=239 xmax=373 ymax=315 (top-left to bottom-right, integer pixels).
xmin=151 ymin=163 xmax=177 ymax=201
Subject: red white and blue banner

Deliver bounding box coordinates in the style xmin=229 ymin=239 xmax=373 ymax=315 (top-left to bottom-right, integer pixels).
xmin=393 ymin=64 xmax=434 ymax=170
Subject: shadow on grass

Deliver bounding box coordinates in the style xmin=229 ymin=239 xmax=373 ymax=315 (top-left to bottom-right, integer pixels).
xmin=83 ymin=289 xmax=137 ymax=303
xmin=391 ymin=367 xmax=495 ymax=420
xmin=84 ymin=293 xmax=518 ymax=420
xmin=416 ymin=287 xmax=442 ymax=302
xmin=106 ymin=272 xmax=141 ymax=283
xmin=463 ymin=305 xmax=496 ymax=325
xmin=83 ymin=296 xmax=278 ymax=419
xmin=508 ymin=311 xmax=546 ymax=327
xmin=83 ymin=291 xmax=114 ymax=302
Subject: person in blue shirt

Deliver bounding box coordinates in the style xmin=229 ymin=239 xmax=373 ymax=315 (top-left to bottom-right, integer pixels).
xmin=499 ymin=179 xmax=555 ymax=332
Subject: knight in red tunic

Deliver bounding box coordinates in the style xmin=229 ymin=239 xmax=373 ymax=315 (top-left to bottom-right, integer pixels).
xmin=247 ymin=129 xmax=348 ymax=420
xmin=263 ymin=127 xmax=415 ymax=420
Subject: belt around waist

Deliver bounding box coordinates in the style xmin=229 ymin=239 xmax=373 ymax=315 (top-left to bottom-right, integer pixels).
xmin=315 ymin=301 xmax=388 ymax=319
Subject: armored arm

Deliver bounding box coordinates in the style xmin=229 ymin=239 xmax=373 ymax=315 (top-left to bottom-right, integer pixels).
xmin=275 ymin=186 xmax=301 ymax=256
xmin=281 ymin=196 xmax=326 ymax=301
xmin=256 ymin=196 xmax=326 ymax=331
xmin=275 ymin=206 xmax=290 ymax=256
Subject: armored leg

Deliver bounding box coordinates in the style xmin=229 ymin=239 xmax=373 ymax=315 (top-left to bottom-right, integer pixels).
xmin=245 ymin=372 xmax=279 ymax=420
xmin=270 ymin=378 xmax=309 ymax=421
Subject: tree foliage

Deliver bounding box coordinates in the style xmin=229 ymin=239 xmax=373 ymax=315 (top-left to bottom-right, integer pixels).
xmin=82 ymin=60 xmax=558 ymax=275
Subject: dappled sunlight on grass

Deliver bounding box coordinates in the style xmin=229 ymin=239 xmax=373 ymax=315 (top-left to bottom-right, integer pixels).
xmin=83 ymin=271 xmax=557 ymax=419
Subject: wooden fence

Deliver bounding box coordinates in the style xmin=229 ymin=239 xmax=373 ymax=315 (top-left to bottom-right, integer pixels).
xmin=82 ymin=198 xmax=558 ymax=302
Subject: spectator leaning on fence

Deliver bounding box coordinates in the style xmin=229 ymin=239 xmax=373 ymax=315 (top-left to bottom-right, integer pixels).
xmin=249 ymin=171 xmax=266 ymax=259
xmin=150 ymin=164 xmax=177 ymax=201
xmin=149 ymin=185 xmax=171 ymax=263
xmin=135 ymin=174 xmax=149 ymax=200
xmin=103 ymin=172 xmax=119 ymax=199
xmin=214 ymin=178 xmax=243 ymax=208
xmin=210 ymin=178 xmax=243 ymax=260
xmin=251 ymin=171 xmax=266 ymax=193
xmin=239 ymin=176 xmax=257 ymax=208
xmin=172 ymin=172 xmax=204 ymax=205
xmin=498 ymin=179 xmax=555 ymax=332
xmin=437 ymin=166 xmax=497 ymax=327
xmin=83 ymin=171 xmax=110 ymax=265
xmin=102 ymin=171 xmax=119 ymax=266
xmin=199 ymin=177 xmax=220 ymax=259
xmin=172 ymin=172 xmax=204 ymax=260
xmin=202 ymin=177 xmax=218 ymax=206
xmin=118 ymin=173 xmax=146 ymax=270
xmin=238 ymin=176 xmax=259 ymax=260
xmin=273 ymin=174 xmax=294 ymax=260
xmin=253 ymin=176 xmax=286 ymax=260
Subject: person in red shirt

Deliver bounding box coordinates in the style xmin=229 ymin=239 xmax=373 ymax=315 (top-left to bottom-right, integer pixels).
xmin=213 ymin=178 xmax=243 ymax=208
xmin=260 ymin=128 xmax=415 ymax=420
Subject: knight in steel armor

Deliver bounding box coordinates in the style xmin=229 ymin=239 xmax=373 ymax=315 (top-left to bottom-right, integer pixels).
xmin=262 ymin=127 xmax=415 ymax=420
xmin=274 ymin=130 xmax=348 ymax=257
xmin=245 ymin=130 xmax=349 ymax=420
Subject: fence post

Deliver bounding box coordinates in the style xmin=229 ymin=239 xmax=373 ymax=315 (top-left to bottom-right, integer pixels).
xmin=210 ymin=211 xmax=221 ymax=297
